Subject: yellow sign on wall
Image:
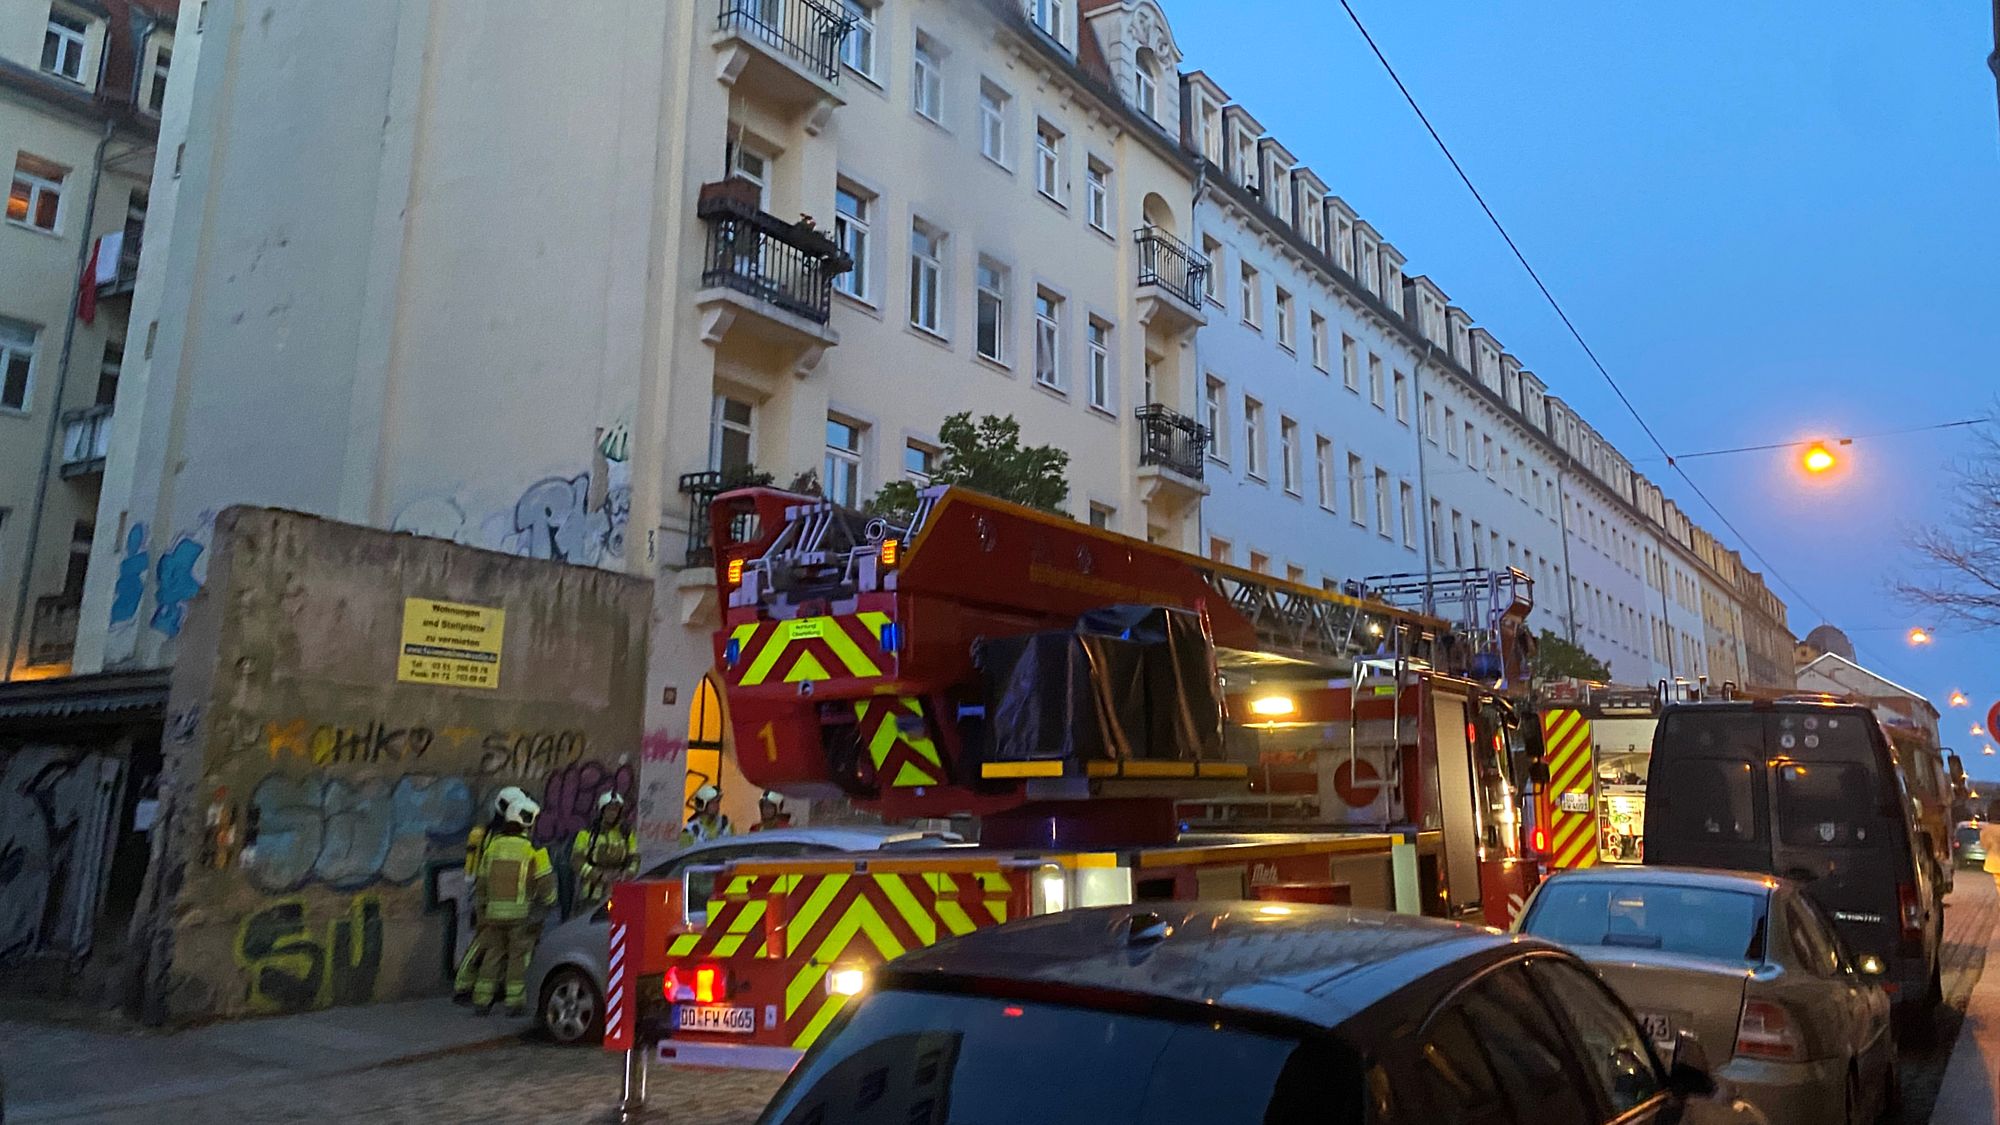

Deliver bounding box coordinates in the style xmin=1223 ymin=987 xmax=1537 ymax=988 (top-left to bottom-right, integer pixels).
xmin=397 ymin=598 xmax=505 ymax=689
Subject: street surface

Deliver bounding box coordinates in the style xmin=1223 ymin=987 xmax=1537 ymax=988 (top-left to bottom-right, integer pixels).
xmin=5 ymin=875 xmax=1996 ymax=1123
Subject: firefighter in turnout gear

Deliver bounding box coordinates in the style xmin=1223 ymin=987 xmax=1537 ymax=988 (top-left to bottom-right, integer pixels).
xmin=679 ymin=784 xmax=733 ymax=847
xmin=471 ymin=790 xmax=555 ymax=1016
xmin=571 ymin=790 xmax=639 ymax=909
xmin=452 ymin=786 xmax=527 ymax=1003
xmin=750 ymin=789 xmax=792 ymax=832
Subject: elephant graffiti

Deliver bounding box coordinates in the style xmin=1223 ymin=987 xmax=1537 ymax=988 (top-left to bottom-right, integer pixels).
xmin=245 ymin=774 xmax=475 ymax=892
xmin=235 ymin=895 xmax=383 ymax=1013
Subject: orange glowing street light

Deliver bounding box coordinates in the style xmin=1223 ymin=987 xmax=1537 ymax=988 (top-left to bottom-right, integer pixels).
xmin=1907 ymin=627 xmax=1933 ymax=646
xmin=1802 ymin=443 xmax=1837 ymax=473
xmin=1975 ymin=725 xmax=1987 ymax=737
xmin=1952 ymin=691 xmax=1971 ymax=707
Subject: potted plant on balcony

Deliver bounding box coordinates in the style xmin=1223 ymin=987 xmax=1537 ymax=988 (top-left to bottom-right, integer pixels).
xmin=697 ymin=176 xmax=764 ymax=219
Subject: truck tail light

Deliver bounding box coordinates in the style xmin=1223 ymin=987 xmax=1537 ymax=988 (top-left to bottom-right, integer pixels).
xmin=664 ymin=962 xmax=729 ymax=1003
xmin=1531 ymin=826 xmax=1548 ymax=855
xmin=1899 ymin=883 xmax=1924 ymax=942
xmin=1734 ymin=998 xmax=1803 ymax=1061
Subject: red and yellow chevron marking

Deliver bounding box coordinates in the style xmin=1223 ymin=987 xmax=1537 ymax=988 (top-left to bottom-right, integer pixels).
xmin=854 ymin=697 xmax=946 ymax=787
xmin=1542 ymin=708 xmax=1600 ymax=870
xmin=722 ymin=612 xmax=891 ymax=688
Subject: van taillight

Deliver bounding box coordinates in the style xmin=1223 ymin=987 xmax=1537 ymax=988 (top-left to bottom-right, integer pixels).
xmin=1734 ymin=999 xmax=1803 ymax=1061
xmin=1898 ymin=883 xmax=1924 ymax=940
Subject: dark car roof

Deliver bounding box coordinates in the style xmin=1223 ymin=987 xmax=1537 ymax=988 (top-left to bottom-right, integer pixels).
xmin=1660 ymin=698 xmax=1874 ymax=715
xmin=882 ymin=902 xmax=1550 ymax=1032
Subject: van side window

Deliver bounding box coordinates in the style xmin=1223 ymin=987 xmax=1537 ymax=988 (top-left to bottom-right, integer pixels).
xmin=1776 ymin=762 xmax=1880 ymax=847
xmin=1654 ymin=757 xmax=1763 ymax=842
xmin=1660 ymin=710 xmax=1762 ymax=758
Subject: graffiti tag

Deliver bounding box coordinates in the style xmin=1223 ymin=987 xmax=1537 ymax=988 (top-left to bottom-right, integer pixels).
xmin=245 ymin=774 xmax=474 ymax=892
xmin=534 ymin=759 xmax=634 ymax=847
xmin=235 ymin=894 xmax=383 ymax=1013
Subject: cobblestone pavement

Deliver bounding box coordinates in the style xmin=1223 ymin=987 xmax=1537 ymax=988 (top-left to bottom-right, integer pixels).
xmin=60 ymin=875 xmax=1998 ymax=1123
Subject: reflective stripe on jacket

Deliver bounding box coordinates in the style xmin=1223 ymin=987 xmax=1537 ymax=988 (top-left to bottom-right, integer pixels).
xmin=476 ymin=833 xmax=554 ymax=921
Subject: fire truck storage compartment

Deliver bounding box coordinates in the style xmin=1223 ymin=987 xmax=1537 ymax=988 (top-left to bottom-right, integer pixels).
xmin=973 ymin=605 xmax=1222 ymax=766
xmin=1428 ymin=693 xmax=1481 ymax=913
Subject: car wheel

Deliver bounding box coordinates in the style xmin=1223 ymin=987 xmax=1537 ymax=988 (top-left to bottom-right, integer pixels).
xmin=539 ymin=966 xmax=603 ymax=1046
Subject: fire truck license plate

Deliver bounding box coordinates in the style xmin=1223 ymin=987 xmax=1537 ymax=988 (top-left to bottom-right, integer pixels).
xmin=677 ymin=1004 xmax=757 ymax=1034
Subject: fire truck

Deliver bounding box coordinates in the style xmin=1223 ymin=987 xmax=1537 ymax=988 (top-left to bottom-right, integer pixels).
xmin=603 ymin=485 xmax=1541 ymax=1099
xmin=1532 ymin=679 xmax=1694 ymax=870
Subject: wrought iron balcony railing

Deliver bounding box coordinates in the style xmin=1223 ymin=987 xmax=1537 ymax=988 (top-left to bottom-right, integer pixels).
xmin=717 ymin=0 xmax=853 ymax=83
xmin=698 ymin=188 xmax=852 ymax=326
xmin=1136 ymin=404 xmax=1209 ymax=481
xmin=680 ymin=468 xmax=777 ymax=568
xmin=60 ymin=403 xmax=112 ymax=477
xmin=1135 ymin=226 xmax=1209 ymax=310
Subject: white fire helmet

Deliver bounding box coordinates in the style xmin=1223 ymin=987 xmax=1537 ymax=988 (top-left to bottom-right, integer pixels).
xmin=502 ymin=792 xmax=541 ymax=829
xmin=694 ymin=784 xmax=721 ymax=805
xmin=760 ymin=790 xmax=784 ymax=806
xmin=596 ymin=790 xmax=627 ymax=812
xmin=491 ymin=785 xmax=529 ymax=818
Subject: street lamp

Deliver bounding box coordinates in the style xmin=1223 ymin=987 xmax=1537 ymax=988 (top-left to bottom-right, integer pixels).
xmin=1802 ymin=443 xmax=1837 ymax=474
xmin=1976 ymin=724 xmax=1988 ymax=737
xmin=1951 ymin=691 xmax=1970 ymax=707
xmin=1907 ymin=627 xmax=1933 ymax=646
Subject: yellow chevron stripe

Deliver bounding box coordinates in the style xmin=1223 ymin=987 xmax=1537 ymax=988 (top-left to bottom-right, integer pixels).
xmin=1551 ymin=817 xmax=1590 ymax=853
xmin=709 ymin=900 xmax=768 ymax=959
xmin=667 ymin=933 xmax=701 ymax=957
xmin=817 ymin=620 xmax=882 ymax=678
xmin=1552 ymin=756 xmax=1593 ymax=796
xmin=874 ymin=874 xmax=936 ymax=945
xmin=784 ymin=874 xmax=850 ymax=956
xmin=785 ymin=898 xmax=906 ymax=1019
xmin=791 ymin=991 xmax=852 ymax=1050
xmin=1558 ymin=835 xmax=1598 ymax=868
xmin=1545 ymin=710 xmax=1581 ymax=747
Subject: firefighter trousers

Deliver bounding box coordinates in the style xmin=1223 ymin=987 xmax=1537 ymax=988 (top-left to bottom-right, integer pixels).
xmin=471 ymin=918 xmax=537 ymax=1009
xmin=452 ymin=924 xmax=486 ymax=994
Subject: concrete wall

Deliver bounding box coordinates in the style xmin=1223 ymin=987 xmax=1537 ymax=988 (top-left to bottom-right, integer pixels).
xmin=132 ymin=507 xmax=649 ymax=1023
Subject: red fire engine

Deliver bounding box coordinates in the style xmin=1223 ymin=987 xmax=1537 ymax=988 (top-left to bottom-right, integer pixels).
xmin=604 ymin=485 xmax=1542 ymax=1101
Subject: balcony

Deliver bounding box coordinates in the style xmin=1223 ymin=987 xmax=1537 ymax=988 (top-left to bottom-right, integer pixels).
xmin=1134 ymin=226 xmax=1209 ymax=335
xmin=712 ymin=0 xmax=852 ymax=134
xmin=60 ymin=403 xmax=112 ymax=478
xmin=27 ymin=595 xmax=81 ymax=669
xmin=98 ymin=241 xmax=140 ymax=300
xmin=679 ymin=468 xmax=776 ymax=569
xmin=695 ymin=181 xmax=849 ymax=379
xmin=1135 ymin=404 xmax=1209 ymax=515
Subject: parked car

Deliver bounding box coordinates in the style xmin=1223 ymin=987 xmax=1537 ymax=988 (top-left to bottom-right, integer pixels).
xmin=755 ymin=902 xmax=1754 ymax=1124
xmin=1517 ymin=865 xmax=1896 ymax=1125
xmin=1644 ymin=700 xmax=1942 ymax=1035
xmin=1954 ymin=820 xmax=1986 ymax=869
xmin=526 ymin=824 xmax=961 ymax=1045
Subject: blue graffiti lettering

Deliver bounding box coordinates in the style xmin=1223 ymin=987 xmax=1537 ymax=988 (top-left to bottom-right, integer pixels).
xmin=110 ymin=523 xmax=149 ymax=627
xmin=150 ymin=535 xmax=204 ymax=638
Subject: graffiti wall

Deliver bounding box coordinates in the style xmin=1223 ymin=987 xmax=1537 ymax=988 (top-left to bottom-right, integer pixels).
xmin=132 ymin=507 xmax=649 ymax=1022
xmin=0 ymin=745 xmax=124 ymax=964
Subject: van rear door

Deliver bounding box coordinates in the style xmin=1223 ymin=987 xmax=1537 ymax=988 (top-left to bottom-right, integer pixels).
xmin=1645 ymin=709 xmax=1769 ymax=872
xmin=1769 ymin=710 xmax=1907 ymax=962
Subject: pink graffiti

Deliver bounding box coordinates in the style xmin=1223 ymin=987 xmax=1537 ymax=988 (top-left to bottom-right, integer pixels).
xmin=641 ymin=731 xmax=684 ymax=763
xmin=534 ymin=759 xmax=635 ymax=846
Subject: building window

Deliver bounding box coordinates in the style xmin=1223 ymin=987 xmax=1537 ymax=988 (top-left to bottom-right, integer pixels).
xmin=909 ymin=221 xmax=945 ymax=333
xmin=824 ymin=416 xmax=864 ymax=507
xmin=1309 ymin=311 xmax=1328 ymax=371
xmin=840 ymin=0 xmax=877 ymax=79
xmin=833 ymin=185 xmax=872 ymax=300
xmin=709 ymin=395 xmax=754 ymax=472
xmin=905 ymin=440 xmax=937 ymax=485
xmin=1089 ymin=502 xmax=1115 ymax=529
xmin=1201 ymin=236 xmax=1223 ymax=302
xmin=1444 ymin=408 xmax=1459 ymax=457
xmin=1086 ymin=317 xmax=1111 ymax=410
xmin=43 ymin=10 xmax=89 ymax=83
xmin=728 ymin=139 xmax=771 ymax=207
xmin=1035 ymin=120 xmax=1063 ymax=201
xmin=1204 ymin=375 xmax=1227 ymax=461
xmin=0 ymin=319 xmax=36 ymax=412
xmin=975 ymin=258 xmax=1007 ymax=362
xmin=1429 ymin=499 xmax=1444 ymax=556
xmin=1279 ymin=417 xmax=1300 ymax=494
xmin=1029 ymin=0 xmax=1064 ymax=40
xmin=1450 ymin=510 xmax=1464 ymax=567
xmin=1400 ymin=482 xmax=1416 ymax=549
xmin=1238 ymin=262 xmax=1260 ymax=327
xmin=1142 ymin=354 xmax=1156 ymax=403
xmin=96 ymin=337 xmax=121 ymax=405
xmin=1248 ymin=551 xmax=1270 ymax=575
xmin=1470 ymin=520 xmax=1484 ymax=567
xmin=1373 ymin=470 xmax=1392 ymax=539
xmin=1463 ymin=421 xmax=1476 ymax=463
xmin=1367 ymin=354 xmax=1384 ymax=408
xmin=1034 ymin=289 xmax=1062 ymax=388
xmin=8 ymin=155 xmax=65 ymax=232
xmin=1243 ymin=396 xmax=1265 ymax=479
xmin=1316 ymin=437 xmax=1334 ymax=511
xmin=913 ymin=36 xmax=943 ymax=121
xmin=1482 ymin=434 xmax=1495 ymax=478
xmin=1347 ymin=454 xmax=1366 ymax=526
xmin=979 ymin=81 xmax=1009 ymax=164
xmin=147 ymin=44 xmax=172 ymax=113
xmin=1134 ymin=48 xmax=1159 ymax=120
xmin=1393 ymin=371 xmax=1409 ymax=424
xmin=1341 ymin=334 xmax=1358 ymax=391
xmin=1274 ymin=288 xmax=1294 ymax=350
xmin=1208 ymin=537 xmax=1230 ymax=564
xmin=1085 ymin=159 xmax=1110 ymax=232
xmin=1422 ymin=392 xmax=1438 ymax=441
xmin=1287 ymin=564 xmax=1306 ymax=585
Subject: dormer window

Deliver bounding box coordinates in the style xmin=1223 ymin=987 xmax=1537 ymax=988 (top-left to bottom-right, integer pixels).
xmin=1200 ymin=103 xmax=1223 ymax=164
xmin=1029 ymin=0 xmax=1064 ymax=43
xmin=1134 ymin=49 xmax=1158 ymax=121
xmin=43 ymin=9 xmax=90 ymax=83
xmin=1234 ymin=134 xmax=1257 ymax=191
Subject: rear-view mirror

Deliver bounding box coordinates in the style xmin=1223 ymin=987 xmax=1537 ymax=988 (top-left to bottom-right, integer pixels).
xmin=1666 ymin=1029 xmax=1716 ymax=1098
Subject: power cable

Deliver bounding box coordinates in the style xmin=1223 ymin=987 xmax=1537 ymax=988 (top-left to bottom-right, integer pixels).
xmin=1659 ymin=419 xmax=1985 ymax=463
xmin=1331 ymin=0 xmax=1858 ymax=638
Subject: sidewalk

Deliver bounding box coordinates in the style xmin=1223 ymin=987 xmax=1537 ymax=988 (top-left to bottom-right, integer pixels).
xmin=1934 ymin=872 xmax=2000 ymax=1123
xmin=0 ymin=998 xmax=526 ymax=1123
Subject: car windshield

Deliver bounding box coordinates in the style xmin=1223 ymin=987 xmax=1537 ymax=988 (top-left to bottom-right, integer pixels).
xmin=1958 ymin=826 xmax=1982 ymax=846
xmin=757 ymin=990 xmax=1360 ymax=1125
xmin=1522 ymin=881 xmax=1768 ymax=964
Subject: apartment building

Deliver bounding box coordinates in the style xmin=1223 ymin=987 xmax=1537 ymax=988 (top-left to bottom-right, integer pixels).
xmin=1 ymin=0 xmax=170 ymax=679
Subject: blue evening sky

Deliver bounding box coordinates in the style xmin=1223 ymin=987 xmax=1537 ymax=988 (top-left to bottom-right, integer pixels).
xmin=1172 ymin=1 xmax=2000 ymax=752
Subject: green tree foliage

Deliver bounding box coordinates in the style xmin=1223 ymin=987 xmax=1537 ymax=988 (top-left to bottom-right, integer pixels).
xmin=869 ymin=412 xmax=1071 ymax=518
xmin=1530 ymin=628 xmax=1611 ymax=685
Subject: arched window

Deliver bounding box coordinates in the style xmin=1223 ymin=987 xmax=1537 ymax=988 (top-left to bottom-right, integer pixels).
xmin=1134 ymin=48 xmax=1159 ymax=120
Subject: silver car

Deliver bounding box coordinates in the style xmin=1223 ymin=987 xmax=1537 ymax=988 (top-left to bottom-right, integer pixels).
xmin=524 ymin=824 xmax=962 ymax=1045
xmin=1517 ymin=866 xmax=1896 ymax=1125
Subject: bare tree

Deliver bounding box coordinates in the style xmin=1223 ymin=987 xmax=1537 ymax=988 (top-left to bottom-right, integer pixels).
xmin=1897 ymin=420 xmax=2000 ymax=629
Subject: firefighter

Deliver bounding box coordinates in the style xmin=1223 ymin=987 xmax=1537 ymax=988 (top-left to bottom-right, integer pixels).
xmin=452 ymin=786 xmax=526 ymax=1003
xmin=471 ymin=790 xmax=555 ymax=1017
xmin=571 ymin=790 xmax=639 ymax=909
xmin=679 ymin=784 xmax=733 ymax=847
xmin=750 ymin=790 xmax=792 ymax=832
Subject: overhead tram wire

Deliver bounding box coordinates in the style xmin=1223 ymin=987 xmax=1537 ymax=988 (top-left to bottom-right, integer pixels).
xmin=1331 ymin=0 xmax=1849 ymax=635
